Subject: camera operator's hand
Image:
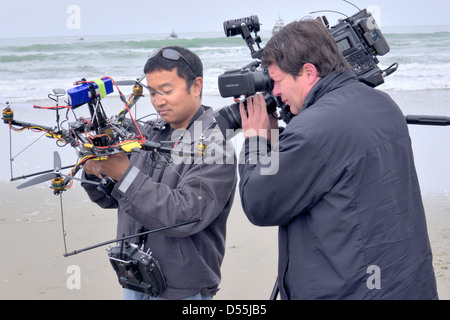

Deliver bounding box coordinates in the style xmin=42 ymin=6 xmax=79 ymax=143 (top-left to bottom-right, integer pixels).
xmin=83 ymin=152 xmax=130 ymax=181
xmin=240 ymin=93 xmax=278 ymax=142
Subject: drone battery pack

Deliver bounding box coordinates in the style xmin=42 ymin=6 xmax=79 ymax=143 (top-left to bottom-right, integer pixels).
xmin=67 ymin=78 xmax=114 ymax=108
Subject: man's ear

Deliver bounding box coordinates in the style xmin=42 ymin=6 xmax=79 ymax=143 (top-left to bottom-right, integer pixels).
xmin=303 ymin=63 xmax=318 ymax=78
xmin=302 ymin=63 xmax=320 ymax=85
xmin=191 ymin=77 xmax=203 ymax=97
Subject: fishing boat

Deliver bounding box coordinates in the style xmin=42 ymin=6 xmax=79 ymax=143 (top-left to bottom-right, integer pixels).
xmin=169 ymin=30 xmax=178 ymax=39
xmin=272 ymin=16 xmax=285 ymax=36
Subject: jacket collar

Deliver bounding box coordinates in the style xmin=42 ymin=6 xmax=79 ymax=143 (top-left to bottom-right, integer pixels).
xmin=302 ymin=70 xmax=359 ymax=111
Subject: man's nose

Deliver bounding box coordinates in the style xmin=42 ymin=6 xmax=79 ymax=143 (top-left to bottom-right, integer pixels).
xmin=272 ymin=83 xmax=281 ymax=97
xmin=152 ymin=94 xmax=166 ymax=107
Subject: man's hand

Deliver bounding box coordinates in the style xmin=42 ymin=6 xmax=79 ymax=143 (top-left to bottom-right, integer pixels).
xmin=239 ymin=93 xmax=279 ymax=142
xmin=83 ymin=152 xmax=130 ymax=181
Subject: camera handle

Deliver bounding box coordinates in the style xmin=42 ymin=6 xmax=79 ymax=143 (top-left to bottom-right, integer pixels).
xmin=238 ymin=23 xmax=264 ymax=60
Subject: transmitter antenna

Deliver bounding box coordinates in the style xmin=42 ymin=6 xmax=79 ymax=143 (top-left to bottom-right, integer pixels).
xmin=343 ymin=0 xmax=361 ymax=11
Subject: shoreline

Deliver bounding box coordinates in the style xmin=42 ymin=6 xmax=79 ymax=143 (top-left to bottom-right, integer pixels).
xmin=0 ymin=181 xmax=449 ymax=300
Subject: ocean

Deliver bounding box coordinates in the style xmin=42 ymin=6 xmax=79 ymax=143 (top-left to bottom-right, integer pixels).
xmin=1 ymin=27 xmax=450 ymax=194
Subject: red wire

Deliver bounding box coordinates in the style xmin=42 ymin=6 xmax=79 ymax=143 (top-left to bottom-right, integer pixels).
xmin=77 ymin=76 xmax=146 ymax=146
xmin=101 ymin=76 xmax=146 ymax=145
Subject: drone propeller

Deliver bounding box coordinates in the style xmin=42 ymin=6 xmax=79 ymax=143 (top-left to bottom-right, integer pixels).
xmin=116 ymin=74 xmax=162 ymax=95
xmin=115 ymin=80 xmax=139 ymax=86
xmin=16 ymin=152 xmax=64 ymax=189
xmin=16 ymin=151 xmax=98 ymax=190
xmin=54 ymin=150 xmax=62 ymax=171
xmin=116 ymin=73 xmax=146 ymax=86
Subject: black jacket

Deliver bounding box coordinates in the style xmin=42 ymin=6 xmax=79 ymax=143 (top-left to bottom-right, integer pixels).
xmin=239 ymin=71 xmax=438 ymax=299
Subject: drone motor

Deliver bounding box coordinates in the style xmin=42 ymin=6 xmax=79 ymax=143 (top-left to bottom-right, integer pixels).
xmin=2 ymin=107 xmax=13 ymax=122
xmin=51 ymin=177 xmax=66 ymax=193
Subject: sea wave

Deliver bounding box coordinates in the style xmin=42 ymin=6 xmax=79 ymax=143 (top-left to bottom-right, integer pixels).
xmin=380 ymin=65 xmax=450 ymax=91
xmin=1 ymin=30 xmax=450 ymax=102
xmin=386 ymin=31 xmax=450 ymax=38
xmin=1 ymin=36 xmax=244 ymax=54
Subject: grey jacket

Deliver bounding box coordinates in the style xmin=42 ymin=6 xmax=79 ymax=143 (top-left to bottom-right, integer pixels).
xmin=82 ymin=106 xmax=237 ymax=299
xmin=239 ymin=71 xmax=438 ymax=299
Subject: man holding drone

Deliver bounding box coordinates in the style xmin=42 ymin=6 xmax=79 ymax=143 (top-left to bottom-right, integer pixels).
xmin=81 ymin=46 xmax=237 ymax=300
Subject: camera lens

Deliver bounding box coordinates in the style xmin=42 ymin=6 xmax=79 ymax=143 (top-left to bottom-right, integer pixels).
xmin=213 ymin=93 xmax=281 ymax=139
xmin=252 ymin=69 xmax=273 ymax=94
xmin=214 ymin=103 xmax=242 ymax=138
xmin=218 ymin=68 xmax=273 ymax=98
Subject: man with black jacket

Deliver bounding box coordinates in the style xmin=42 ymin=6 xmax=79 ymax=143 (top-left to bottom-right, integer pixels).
xmin=82 ymin=46 xmax=236 ymax=300
xmin=239 ymin=19 xmax=438 ymax=299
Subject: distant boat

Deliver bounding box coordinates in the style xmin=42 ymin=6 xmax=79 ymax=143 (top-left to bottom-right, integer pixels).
xmin=168 ymin=30 xmax=178 ymax=39
xmin=77 ymin=37 xmax=84 ymax=41
xmin=272 ymin=16 xmax=284 ymax=36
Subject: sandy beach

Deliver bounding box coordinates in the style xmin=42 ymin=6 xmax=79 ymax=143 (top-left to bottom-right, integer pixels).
xmin=0 ymin=180 xmax=449 ymax=300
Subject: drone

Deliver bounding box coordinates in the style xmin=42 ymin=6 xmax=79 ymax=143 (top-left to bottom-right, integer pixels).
xmin=1 ymin=75 xmax=210 ymax=256
xmin=1 ymin=75 xmax=197 ymax=193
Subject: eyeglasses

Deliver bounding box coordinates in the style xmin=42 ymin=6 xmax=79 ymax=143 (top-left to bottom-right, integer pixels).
xmin=148 ymin=48 xmax=199 ymax=78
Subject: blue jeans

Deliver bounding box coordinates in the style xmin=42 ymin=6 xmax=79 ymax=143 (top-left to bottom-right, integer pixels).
xmin=123 ymin=288 xmax=212 ymax=300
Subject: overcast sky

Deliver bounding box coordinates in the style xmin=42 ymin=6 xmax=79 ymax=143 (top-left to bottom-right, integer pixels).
xmin=1 ymin=0 xmax=449 ymax=38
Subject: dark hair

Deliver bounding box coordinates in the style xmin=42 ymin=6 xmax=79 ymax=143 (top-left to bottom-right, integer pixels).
xmin=143 ymin=46 xmax=203 ymax=93
xmin=261 ymin=19 xmax=351 ymax=78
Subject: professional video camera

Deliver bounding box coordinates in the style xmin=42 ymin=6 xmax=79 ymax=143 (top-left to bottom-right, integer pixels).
xmin=214 ymin=8 xmax=398 ymax=137
xmin=320 ymin=8 xmax=397 ymax=87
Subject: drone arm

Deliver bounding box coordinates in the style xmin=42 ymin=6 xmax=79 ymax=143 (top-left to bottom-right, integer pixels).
xmin=117 ymin=88 xmax=144 ymax=119
xmin=6 ymin=118 xmax=56 ymax=133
